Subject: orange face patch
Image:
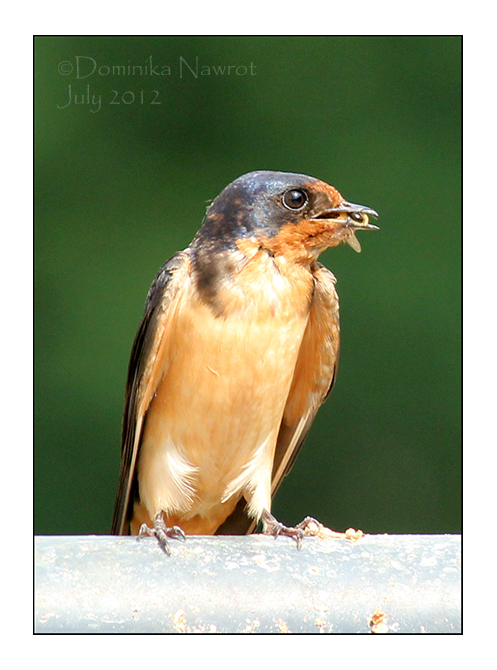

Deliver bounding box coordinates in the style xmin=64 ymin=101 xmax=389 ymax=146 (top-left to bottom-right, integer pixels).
xmin=255 ymin=179 xmax=349 ymax=262
xmin=260 ymin=217 xmax=352 ymax=263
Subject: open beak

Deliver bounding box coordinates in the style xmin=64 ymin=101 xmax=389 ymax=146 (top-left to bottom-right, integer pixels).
xmin=312 ymin=200 xmax=379 ymax=252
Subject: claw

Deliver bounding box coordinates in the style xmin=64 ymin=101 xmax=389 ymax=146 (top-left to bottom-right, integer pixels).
xmin=138 ymin=513 xmax=186 ymax=554
xmin=261 ymin=509 xmax=315 ymax=550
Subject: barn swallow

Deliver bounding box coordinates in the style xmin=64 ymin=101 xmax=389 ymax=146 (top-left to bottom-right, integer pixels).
xmin=111 ymin=170 xmax=378 ymax=553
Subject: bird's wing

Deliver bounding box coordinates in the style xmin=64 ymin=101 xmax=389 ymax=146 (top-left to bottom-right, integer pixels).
xmin=111 ymin=251 xmax=191 ymax=535
xmin=216 ymin=263 xmax=340 ymax=535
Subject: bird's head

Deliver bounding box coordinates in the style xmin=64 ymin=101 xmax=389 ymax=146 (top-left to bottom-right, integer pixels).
xmin=196 ymin=170 xmax=378 ymax=262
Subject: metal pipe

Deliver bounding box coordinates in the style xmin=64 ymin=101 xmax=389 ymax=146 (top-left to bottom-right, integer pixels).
xmin=35 ymin=534 xmax=461 ymax=634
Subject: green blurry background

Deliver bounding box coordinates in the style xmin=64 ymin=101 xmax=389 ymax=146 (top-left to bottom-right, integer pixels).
xmin=34 ymin=36 xmax=461 ymax=536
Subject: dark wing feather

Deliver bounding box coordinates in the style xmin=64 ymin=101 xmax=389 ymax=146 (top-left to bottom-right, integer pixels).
xmin=111 ymin=251 xmax=190 ymax=535
xmin=216 ymin=263 xmax=340 ymax=535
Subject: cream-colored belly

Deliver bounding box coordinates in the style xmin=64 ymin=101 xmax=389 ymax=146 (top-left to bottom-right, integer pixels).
xmin=137 ymin=255 xmax=312 ymax=523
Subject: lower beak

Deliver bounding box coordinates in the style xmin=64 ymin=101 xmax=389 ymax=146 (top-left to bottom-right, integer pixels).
xmin=330 ymin=200 xmax=379 ymax=230
xmin=312 ymin=200 xmax=379 ymax=253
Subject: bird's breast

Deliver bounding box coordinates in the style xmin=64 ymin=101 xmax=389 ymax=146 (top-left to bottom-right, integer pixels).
xmin=137 ymin=248 xmax=315 ymax=523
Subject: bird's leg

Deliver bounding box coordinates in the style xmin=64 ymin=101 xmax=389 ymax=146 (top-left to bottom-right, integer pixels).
xmin=261 ymin=509 xmax=322 ymax=550
xmin=138 ymin=512 xmax=186 ymax=555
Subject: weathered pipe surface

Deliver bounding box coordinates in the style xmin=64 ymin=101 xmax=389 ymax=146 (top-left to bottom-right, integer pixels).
xmin=35 ymin=534 xmax=460 ymax=634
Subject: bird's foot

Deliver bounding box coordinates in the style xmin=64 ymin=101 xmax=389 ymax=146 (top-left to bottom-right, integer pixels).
xmin=138 ymin=513 xmax=186 ymax=555
xmin=261 ymin=510 xmax=322 ymax=550
xmin=261 ymin=511 xmax=364 ymax=548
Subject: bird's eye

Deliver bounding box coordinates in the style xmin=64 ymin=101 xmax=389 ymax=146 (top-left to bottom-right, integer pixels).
xmin=283 ymin=189 xmax=308 ymax=210
xmin=349 ymin=211 xmax=364 ymax=223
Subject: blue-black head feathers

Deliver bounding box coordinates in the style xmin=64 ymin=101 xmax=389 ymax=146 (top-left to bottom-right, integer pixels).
xmin=192 ymin=171 xmax=322 ymax=247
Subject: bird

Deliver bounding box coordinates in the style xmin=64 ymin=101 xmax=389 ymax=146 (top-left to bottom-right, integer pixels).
xmin=111 ymin=170 xmax=378 ymax=553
